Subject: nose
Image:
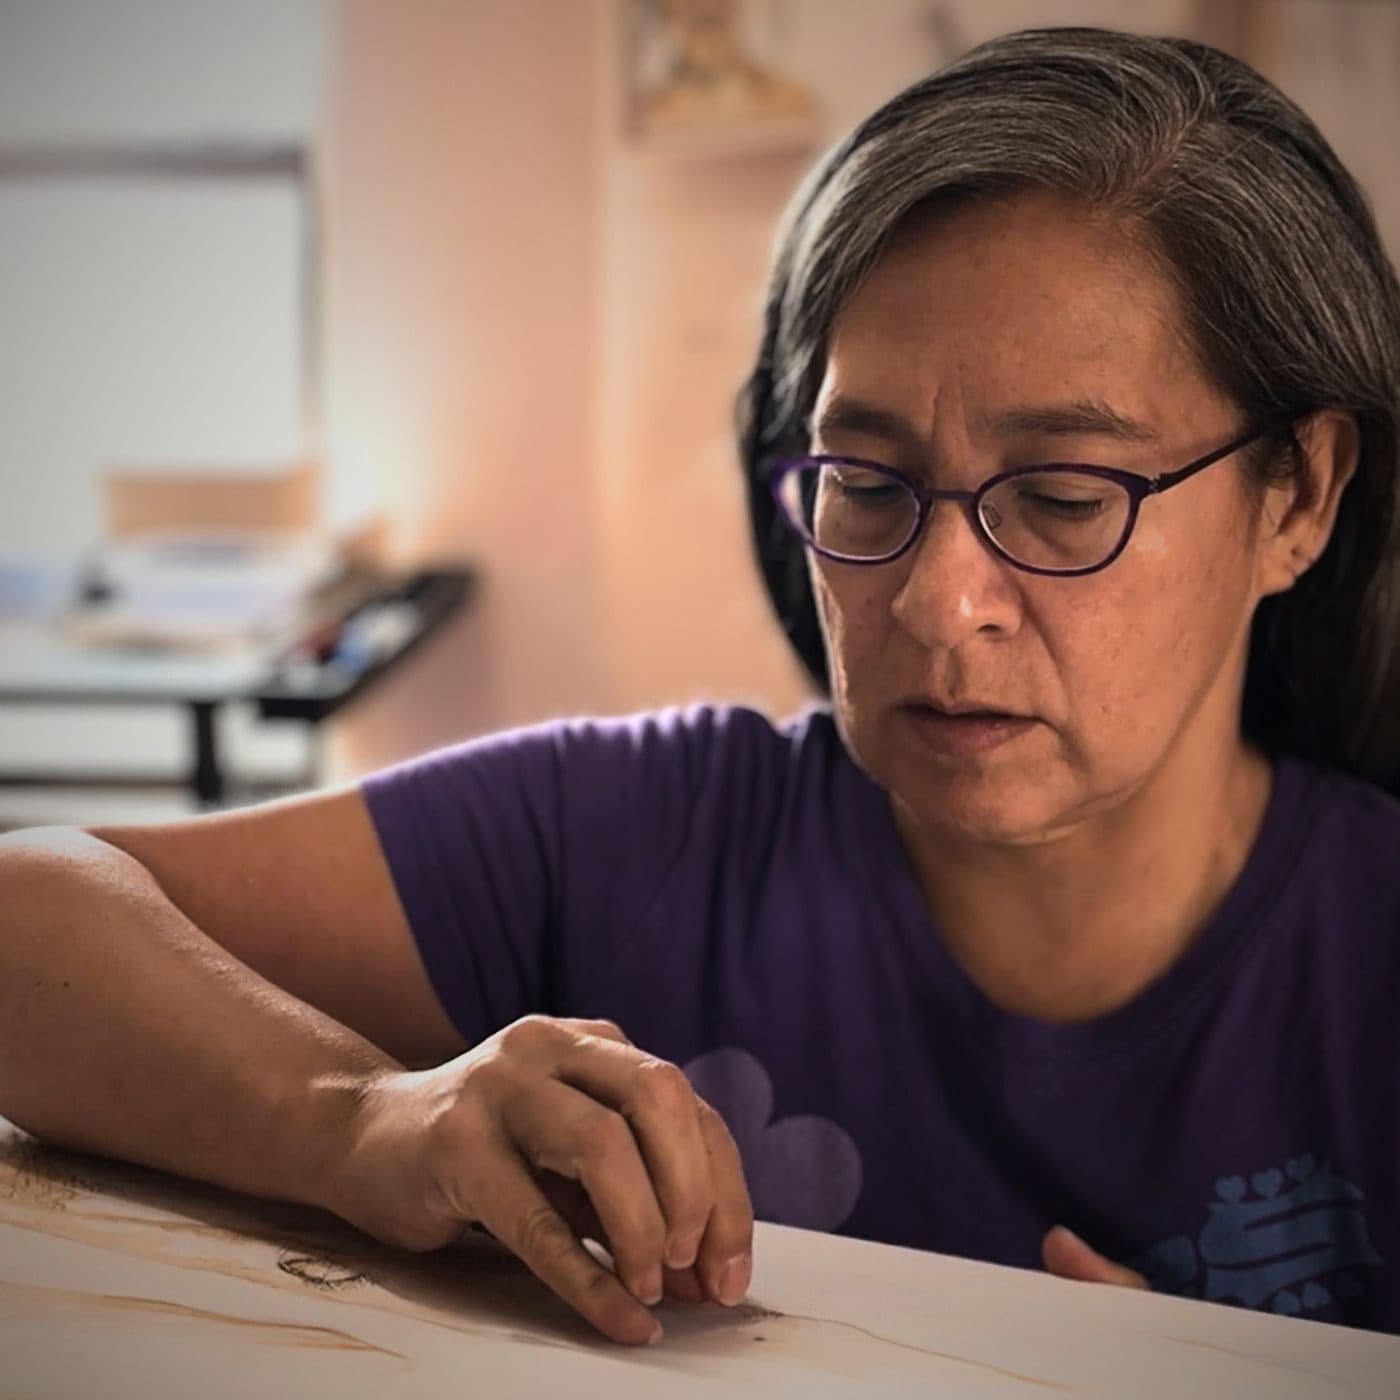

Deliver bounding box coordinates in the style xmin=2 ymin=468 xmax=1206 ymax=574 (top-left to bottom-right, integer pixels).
xmin=889 ymin=496 xmax=1023 ymax=649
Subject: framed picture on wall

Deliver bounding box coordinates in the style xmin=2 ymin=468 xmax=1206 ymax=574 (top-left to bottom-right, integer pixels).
xmin=622 ymin=0 xmax=820 ymax=156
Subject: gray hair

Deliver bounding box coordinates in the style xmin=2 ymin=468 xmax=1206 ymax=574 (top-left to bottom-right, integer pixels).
xmin=739 ymin=26 xmax=1400 ymax=785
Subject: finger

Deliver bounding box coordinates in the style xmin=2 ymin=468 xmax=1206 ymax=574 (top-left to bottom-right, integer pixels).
xmin=555 ymin=1036 xmax=714 ymax=1269
xmin=554 ymin=1017 xmax=632 ymax=1045
xmin=478 ymin=1152 xmax=662 ymax=1345
xmin=536 ymin=1170 xmax=603 ymax=1240
xmin=1041 ymin=1225 xmax=1149 ymax=1289
xmin=542 ymin=1174 xmax=704 ymax=1304
xmin=505 ymin=1079 xmax=668 ymax=1307
xmin=692 ymin=1097 xmax=754 ymax=1306
xmin=662 ymin=1263 xmax=707 ymax=1304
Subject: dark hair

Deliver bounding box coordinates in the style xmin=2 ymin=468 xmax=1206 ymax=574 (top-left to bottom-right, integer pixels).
xmin=738 ymin=26 xmax=1400 ymax=788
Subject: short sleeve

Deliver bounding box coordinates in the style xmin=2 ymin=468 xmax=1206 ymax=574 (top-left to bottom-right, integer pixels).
xmin=358 ymin=707 xmax=729 ymax=1045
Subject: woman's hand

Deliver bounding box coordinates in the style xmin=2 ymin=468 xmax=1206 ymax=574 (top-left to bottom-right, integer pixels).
xmin=1041 ymin=1224 xmax=1149 ymax=1289
xmin=329 ymin=1015 xmax=754 ymax=1345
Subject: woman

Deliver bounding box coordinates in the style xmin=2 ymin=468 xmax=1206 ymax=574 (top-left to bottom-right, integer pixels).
xmin=2 ymin=28 xmax=1398 ymax=1346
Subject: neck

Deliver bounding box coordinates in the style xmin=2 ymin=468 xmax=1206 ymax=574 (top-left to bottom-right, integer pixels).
xmin=891 ymin=735 xmax=1274 ymax=1025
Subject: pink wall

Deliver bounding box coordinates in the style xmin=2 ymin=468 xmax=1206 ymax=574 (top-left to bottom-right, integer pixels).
xmin=595 ymin=150 xmax=815 ymax=718
xmin=322 ymin=0 xmax=612 ymax=773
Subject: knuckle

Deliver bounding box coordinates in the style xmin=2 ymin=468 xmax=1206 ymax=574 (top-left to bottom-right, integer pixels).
xmin=458 ymin=1050 xmax=509 ymax=1095
xmin=634 ymin=1057 xmax=692 ymax=1110
xmin=586 ymin=1018 xmax=627 ymax=1043
xmin=497 ymin=1014 xmax=559 ymax=1057
xmin=697 ymin=1096 xmax=738 ymax=1148
xmin=456 ymin=1058 xmax=526 ymax=1123
xmin=515 ymin=1201 xmax=575 ymax=1266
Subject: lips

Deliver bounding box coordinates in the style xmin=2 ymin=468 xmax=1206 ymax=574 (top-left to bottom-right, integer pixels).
xmin=903 ymin=698 xmax=1028 ymax=721
xmin=898 ymin=699 xmax=1038 ymax=757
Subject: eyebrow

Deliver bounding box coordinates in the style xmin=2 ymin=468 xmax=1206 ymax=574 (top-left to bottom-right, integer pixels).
xmin=812 ymin=399 xmax=925 ymax=451
xmin=812 ymin=396 xmax=1161 ymax=447
xmin=983 ymin=401 xmax=1162 ymax=443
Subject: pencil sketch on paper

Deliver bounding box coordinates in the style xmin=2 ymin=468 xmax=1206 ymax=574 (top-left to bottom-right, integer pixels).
xmin=277 ymin=1250 xmax=374 ymax=1291
xmin=0 ymin=1131 xmax=97 ymax=1209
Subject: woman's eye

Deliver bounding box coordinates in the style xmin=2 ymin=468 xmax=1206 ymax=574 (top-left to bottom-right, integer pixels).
xmin=1015 ymin=490 xmax=1108 ymax=519
xmin=830 ymin=470 xmax=903 ymax=500
xmin=837 ymin=481 xmax=903 ymax=499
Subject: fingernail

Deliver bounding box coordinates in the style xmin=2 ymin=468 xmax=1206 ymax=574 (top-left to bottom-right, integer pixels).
xmin=636 ymin=1265 xmax=664 ymax=1306
xmin=644 ymin=1317 xmax=664 ymax=1345
xmin=717 ymin=1252 xmax=750 ymax=1306
xmin=665 ymin=1228 xmax=703 ymax=1270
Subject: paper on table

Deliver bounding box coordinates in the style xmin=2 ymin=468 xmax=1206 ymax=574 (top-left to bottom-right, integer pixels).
xmin=1 ymin=1118 xmax=1396 ymax=1399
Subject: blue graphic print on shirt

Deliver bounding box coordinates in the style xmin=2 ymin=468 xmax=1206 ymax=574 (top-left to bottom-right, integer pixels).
xmin=1131 ymin=1155 xmax=1384 ymax=1316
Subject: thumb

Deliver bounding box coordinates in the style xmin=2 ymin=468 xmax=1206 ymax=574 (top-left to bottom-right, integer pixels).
xmin=1041 ymin=1224 xmax=1149 ymax=1290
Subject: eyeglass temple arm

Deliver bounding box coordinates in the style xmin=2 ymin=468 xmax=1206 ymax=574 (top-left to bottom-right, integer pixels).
xmin=1148 ymin=419 xmax=1294 ymax=495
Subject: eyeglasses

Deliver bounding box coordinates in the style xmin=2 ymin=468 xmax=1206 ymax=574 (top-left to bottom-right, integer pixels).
xmin=768 ymin=421 xmax=1281 ymax=577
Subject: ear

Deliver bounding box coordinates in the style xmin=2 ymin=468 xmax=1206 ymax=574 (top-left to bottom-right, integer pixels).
xmin=1253 ymin=410 xmax=1359 ymax=600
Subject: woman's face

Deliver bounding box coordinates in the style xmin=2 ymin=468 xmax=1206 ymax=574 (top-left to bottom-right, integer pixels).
xmin=810 ymin=191 xmax=1277 ymax=844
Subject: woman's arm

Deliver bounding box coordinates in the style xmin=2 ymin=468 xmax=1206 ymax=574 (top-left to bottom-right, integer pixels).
xmin=86 ymin=787 xmax=465 ymax=1066
xmin=0 ymin=818 xmax=401 ymax=1208
xmin=0 ymin=794 xmax=753 ymax=1344
xmin=0 ymin=782 xmax=449 ymax=1180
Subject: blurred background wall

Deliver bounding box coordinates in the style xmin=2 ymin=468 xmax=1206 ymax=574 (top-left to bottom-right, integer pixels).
xmin=2 ymin=0 xmax=1398 ymax=821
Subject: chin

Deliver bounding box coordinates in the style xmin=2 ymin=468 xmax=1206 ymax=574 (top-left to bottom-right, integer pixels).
xmin=898 ymin=781 xmax=1070 ymax=846
xmin=858 ymin=722 xmax=1080 ymax=846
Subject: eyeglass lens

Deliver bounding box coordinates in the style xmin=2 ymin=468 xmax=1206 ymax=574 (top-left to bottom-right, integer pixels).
xmin=779 ymin=461 xmax=1134 ymax=571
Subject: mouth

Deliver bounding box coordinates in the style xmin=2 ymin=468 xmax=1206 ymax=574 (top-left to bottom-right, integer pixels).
xmin=909 ymin=698 xmax=1026 ymax=720
xmin=897 ymin=699 xmax=1038 ymax=757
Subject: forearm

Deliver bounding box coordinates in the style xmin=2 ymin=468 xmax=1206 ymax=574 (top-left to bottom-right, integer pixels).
xmin=0 ymin=827 xmax=397 ymax=1211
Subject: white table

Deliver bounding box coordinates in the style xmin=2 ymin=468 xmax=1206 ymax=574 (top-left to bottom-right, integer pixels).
xmin=2 ymin=1116 xmax=1396 ymax=1398
xmin=0 ymin=568 xmax=471 ymax=809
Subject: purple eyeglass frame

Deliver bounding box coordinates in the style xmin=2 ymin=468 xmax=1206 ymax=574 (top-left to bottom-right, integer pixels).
xmin=768 ymin=420 xmax=1285 ymax=577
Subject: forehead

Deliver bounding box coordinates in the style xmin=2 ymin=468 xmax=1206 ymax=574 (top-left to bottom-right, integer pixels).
xmin=820 ymin=191 xmax=1223 ymax=433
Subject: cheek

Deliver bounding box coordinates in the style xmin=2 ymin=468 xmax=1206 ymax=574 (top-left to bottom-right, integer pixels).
xmin=1151 ymin=493 xmax=1261 ymax=652
xmin=1130 ymin=519 xmax=1170 ymax=562
xmin=1062 ymin=506 xmax=1256 ymax=734
xmin=811 ymin=561 xmax=897 ymax=672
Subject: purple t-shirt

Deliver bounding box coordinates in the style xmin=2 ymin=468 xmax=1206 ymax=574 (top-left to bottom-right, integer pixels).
xmin=361 ymin=704 xmax=1399 ymax=1333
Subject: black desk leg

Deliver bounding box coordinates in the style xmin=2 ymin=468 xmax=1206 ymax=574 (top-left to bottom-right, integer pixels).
xmin=189 ymin=701 xmax=224 ymax=808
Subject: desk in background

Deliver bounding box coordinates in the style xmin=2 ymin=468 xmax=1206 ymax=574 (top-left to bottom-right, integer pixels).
xmin=2 ymin=1115 xmax=1397 ymax=1398
xmin=0 ymin=567 xmax=473 ymax=809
